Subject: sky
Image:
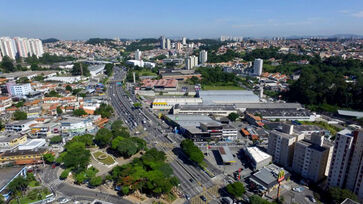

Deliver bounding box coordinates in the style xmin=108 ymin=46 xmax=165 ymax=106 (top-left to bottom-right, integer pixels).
xmin=1 ymin=0 xmax=363 ymax=40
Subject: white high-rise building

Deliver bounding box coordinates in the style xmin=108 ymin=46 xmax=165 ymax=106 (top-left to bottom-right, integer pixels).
xmin=199 ymin=50 xmax=208 ymax=64
xmin=0 ymin=37 xmax=17 ymax=60
xmin=135 ymin=49 xmax=142 ymax=60
xmin=182 ymin=37 xmax=187 ymax=45
xmin=253 ymin=58 xmax=263 ymax=76
xmin=8 ymin=83 xmax=33 ymax=96
xmin=166 ymin=38 xmax=171 ymax=50
xmin=185 ymin=55 xmax=198 ymax=70
xmin=160 ymin=36 xmax=166 ymax=49
xmin=0 ymin=37 xmax=43 ymax=60
xmin=328 ymin=129 xmax=363 ymax=199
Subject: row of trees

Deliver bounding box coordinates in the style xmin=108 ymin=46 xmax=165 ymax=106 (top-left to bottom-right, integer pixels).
xmin=71 ymin=63 xmax=90 ymax=76
xmin=104 ymin=63 xmax=114 ymax=77
xmin=110 ymin=148 xmax=179 ymax=196
xmin=180 ymin=139 xmax=204 ymax=165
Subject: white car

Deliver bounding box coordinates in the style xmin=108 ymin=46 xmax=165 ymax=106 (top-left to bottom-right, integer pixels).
xmin=58 ymin=197 xmax=70 ymax=204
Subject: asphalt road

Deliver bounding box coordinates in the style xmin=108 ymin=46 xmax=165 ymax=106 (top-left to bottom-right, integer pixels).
xmin=110 ymin=67 xmax=220 ymax=202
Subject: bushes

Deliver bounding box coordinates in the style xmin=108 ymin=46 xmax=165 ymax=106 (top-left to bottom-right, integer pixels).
xmin=60 ymin=169 xmax=71 ymax=180
xmin=50 ymin=136 xmax=62 ymax=144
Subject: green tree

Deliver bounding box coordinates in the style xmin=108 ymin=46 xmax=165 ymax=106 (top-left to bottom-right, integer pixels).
xmin=56 ymin=106 xmax=63 ymax=115
xmin=111 ymin=120 xmax=130 ymax=138
xmin=250 ymin=195 xmax=275 ymax=204
xmin=45 ymin=90 xmax=61 ymax=97
xmin=226 ymin=182 xmax=245 ymax=198
xmin=328 ymin=187 xmax=359 ymax=204
xmin=89 ymin=176 xmax=103 ymax=187
xmin=95 ymin=128 xmax=113 ymax=147
xmin=75 ymin=172 xmax=87 ymax=184
xmin=65 ymin=85 xmax=73 ymax=92
xmin=133 ymin=102 xmax=141 ymax=109
xmin=63 ymin=142 xmax=91 ymax=172
xmin=13 ymin=110 xmax=27 ymax=120
xmin=16 ymin=77 xmax=30 ymax=83
xmin=71 ymin=63 xmax=90 ymax=76
xmin=7 ymin=176 xmax=28 ymax=195
xmin=69 ymin=134 xmax=94 ymax=147
xmin=181 ymin=139 xmax=204 ymax=165
xmin=14 ymin=101 xmax=25 ymax=108
xmin=94 ymin=103 xmax=114 ymax=118
xmin=60 ymin=169 xmax=71 ymax=180
xmin=43 ymin=153 xmax=55 ymax=164
xmin=73 ymin=108 xmax=87 ymax=116
xmin=104 ymin=64 xmax=114 ymax=76
xmin=50 ymin=136 xmax=62 ymax=144
xmin=227 ymin=112 xmax=239 ymax=121
xmin=0 ymin=56 xmax=15 ymax=72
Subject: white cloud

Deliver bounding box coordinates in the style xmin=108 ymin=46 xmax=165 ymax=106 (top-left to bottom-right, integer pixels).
xmin=352 ymin=11 xmax=363 ymax=18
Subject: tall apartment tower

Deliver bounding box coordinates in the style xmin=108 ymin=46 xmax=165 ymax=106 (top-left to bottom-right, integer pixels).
xmin=253 ymin=58 xmax=263 ymax=76
xmin=135 ymin=49 xmax=141 ymax=60
xmin=176 ymin=42 xmax=182 ymax=51
xmin=328 ymin=129 xmax=363 ymax=198
xmin=0 ymin=37 xmax=17 ymax=60
xmin=160 ymin=36 xmax=166 ymax=49
xmin=267 ymin=125 xmax=304 ymax=168
xmin=182 ymin=37 xmax=187 ymax=45
xmin=166 ymin=38 xmax=171 ymax=50
xmin=292 ymin=132 xmax=333 ymax=182
xmin=185 ymin=55 xmax=198 ymax=70
xmin=199 ymin=50 xmax=208 ymax=64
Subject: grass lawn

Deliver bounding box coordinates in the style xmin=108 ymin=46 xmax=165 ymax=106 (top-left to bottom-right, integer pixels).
xmin=202 ymin=85 xmax=245 ymax=90
xmin=138 ymin=70 xmax=157 ymax=76
xmin=93 ymin=151 xmax=115 ymax=165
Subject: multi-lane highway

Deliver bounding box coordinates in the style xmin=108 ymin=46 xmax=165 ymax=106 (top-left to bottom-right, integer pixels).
xmin=109 ymin=67 xmax=220 ymax=202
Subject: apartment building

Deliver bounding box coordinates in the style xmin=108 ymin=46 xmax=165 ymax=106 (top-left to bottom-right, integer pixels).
xmin=328 ymin=129 xmax=363 ymax=198
xmin=267 ymin=125 xmax=304 ymax=168
xmin=292 ymin=133 xmax=333 ymax=182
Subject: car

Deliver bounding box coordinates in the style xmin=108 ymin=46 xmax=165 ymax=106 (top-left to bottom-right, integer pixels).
xmin=185 ymin=194 xmax=190 ymax=200
xmin=292 ymin=187 xmax=304 ymax=192
xmin=200 ymin=195 xmax=207 ymax=202
xmin=307 ymin=195 xmax=316 ymax=203
xmin=58 ymin=197 xmax=70 ymax=204
xmin=189 ymin=178 xmax=194 ymax=183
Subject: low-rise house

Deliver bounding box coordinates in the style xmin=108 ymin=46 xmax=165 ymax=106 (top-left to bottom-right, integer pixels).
xmin=5 ymin=119 xmax=38 ymax=132
xmin=0 ymin=148 xmax=48 ymax=164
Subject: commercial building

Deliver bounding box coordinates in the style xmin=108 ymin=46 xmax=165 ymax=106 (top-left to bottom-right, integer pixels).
xmin=219 ymin=146 xmax=236 ymax=164
xmin=0 ymin=148 xmax=48 ymax=164
xmin=172 ymin=104 xmax=237 ymax=117
xmin=60 ymin=117 xmax=94 ymax=136
xmin=18 ymin=139 xmax=46 ymax=150
xmin=244 ymin=147 xmax=272 ymax=170
xmin=89 ymin=64 xmax=105 ymax=77
xmin=199 ymin=50 xmax=208 ymax=64
xmin=126 ymin=60 xmax=156 ymax=68
xmin=152 ymin=97 xmax=202 ymax=110
xmin=245 ymin=113 xmax=264 ymax=127
xmin=199 ymin=90 xmax=260 ymax=105
xmin=140 ymin=78 xmax=178 ymax=91
xmin=44 ymin=76 xmax=81 ymax=83
xmin=135 ymin=49 xmax=142 ymax=60
xmin=185 ymin=55 xmax=198 ymax=70
xmin=165 ymin=114 xmax=237 ymax=141
xmin=292 ymin=133 xmax=333 ymax=182
xmin=267 ymin=125 xmax=304 ymax=168
xmin=0 ymin=133 xmax=27 ymax=152
xmin=249 ymin=164 xmax=290 ymax=193
xmin=328 ymin=129 xmax=363 ymax=199
xmin=161 ymin=71 xmax=201 ymax=81
xmin=30 ymin=122 xmax=60 ymax=138
xmin=253 ymin=58 xmax=263 ymax=76
xmin=6 ymin=83 xmax=33 ymax=97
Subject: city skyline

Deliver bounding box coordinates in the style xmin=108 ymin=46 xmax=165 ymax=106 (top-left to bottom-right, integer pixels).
xmin=1 ymin=0 xmax=363 ymax=40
